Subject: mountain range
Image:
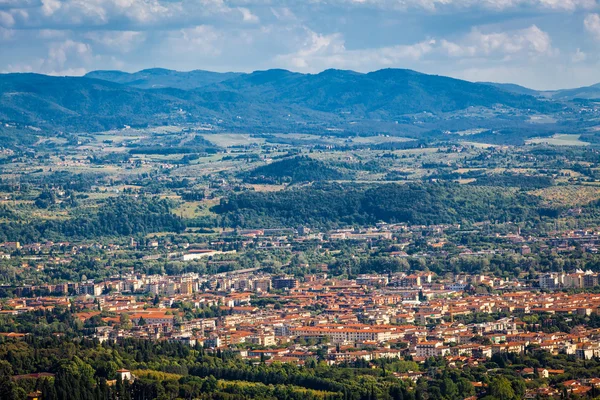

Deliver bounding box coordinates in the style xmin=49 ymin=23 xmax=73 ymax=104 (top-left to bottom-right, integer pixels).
xmin=482 ymin=81 xmax=600 ymax=101
xmin=84 ymin=68 xmax=244 ymax=90
xmin=0 ymin=67 xmax=598 ymax=142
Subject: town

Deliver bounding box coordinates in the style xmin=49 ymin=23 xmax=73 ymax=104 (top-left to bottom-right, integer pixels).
xmin=5 ymin=219 xmax=600 ymax=398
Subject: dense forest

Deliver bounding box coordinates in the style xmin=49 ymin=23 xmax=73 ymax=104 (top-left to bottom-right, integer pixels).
xmin=242 ymin=157 xmax=350 ymax=184
xmin=214 ymin=183 xmax=546 ymax=228
xmin=0 ymin=197 xmax=185 ymax=243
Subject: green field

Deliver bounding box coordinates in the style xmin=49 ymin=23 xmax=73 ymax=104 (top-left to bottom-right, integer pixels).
xmin=201 ymin=133 xmax=265 ymax=147
xmin=526 ymin=134 xmax=589 ymax=146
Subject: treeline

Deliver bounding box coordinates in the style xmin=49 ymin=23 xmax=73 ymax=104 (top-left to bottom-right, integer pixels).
xmin=214 ymin=183 xmax=546 ymax=228
xmin=0 ymin=196 xmax=185 ymax=243
xmin=0 ymin=171 xmax=105 ymax=193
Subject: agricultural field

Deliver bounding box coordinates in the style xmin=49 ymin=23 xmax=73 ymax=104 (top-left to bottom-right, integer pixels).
xmin=526 ymin=134 xmax=590 ymax=146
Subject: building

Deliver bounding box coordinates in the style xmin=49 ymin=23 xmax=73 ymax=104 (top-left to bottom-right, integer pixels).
xmin=292 ymin=326 xmax=395 ymax=344
xmin=415 ymin=342 xmax=450 ymax=358
xmin=272 ymin=277 xmax=299 ymax=290
xmin=117 ymin=369 xmax=132 ymax=381
xmin=253 ymin=278 xmax=271 ymax=292
xmin=539 ymin=273 xmax=560 ymax=290
xmin=400 ymin=275 xmax=421 ymax=288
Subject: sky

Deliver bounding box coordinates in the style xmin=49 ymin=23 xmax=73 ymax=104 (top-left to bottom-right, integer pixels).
xmin=0 ymin=0 xmax=600 ymax=90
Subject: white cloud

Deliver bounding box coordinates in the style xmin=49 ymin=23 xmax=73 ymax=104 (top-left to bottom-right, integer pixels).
xmin=0 ymin=26 xmax=13 ymax=40
xmin=274 ymin=29 xmax=437 ymax=71
xmin=0 ymin=10 xmax=14 ymax=27
xmin=167 ymin=25 xmax=223 ymax=57
xmin=440 ymin=25 xmax=556 ymax=59
xmin=585 ymin=13 xmax=600 ymax=41
xmin=2 ymin=0 xmax=258 ymax=30
xmin=335 ymin=0 xmax=596 ymax=11
xmin=41 ymin=0 xmax=62 ymax=17
xmin=84 ymin=30 xmax=146 ymax=53
xmin=37 ymin=29 xmax=70 ymax=39
xmin=38 ymin=39 xmax=93 ymax=75
xmin=275 ymin=25 xmax=555 ymax=72
xmin=573 ymin=48 xmax=587 ymax=62
xmin=238 ymin=7 xmax=259 ymax=23
xmin=0 ymin=0 xmax=596 ymax=89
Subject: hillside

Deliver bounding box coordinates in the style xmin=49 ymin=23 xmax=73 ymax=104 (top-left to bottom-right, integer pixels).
xmin=0 ymin=73 xmax=218 ymax=132
xmin=481 ymin=81 xmax=600 ymax=101
xmin=549 ymin=83 xmax=600 ymax=100
xmin=210 ymin=68 xmax=555 ymax=117
xmin=85 ymin=68 xmax=244 ymax=90
xmin=214 ymin=183 xmax=542 ymax=228
xmin=0 ymin=68 xmax=566 ymax=138
xmin=242 ymin=156 xmax=350 ymax=184
xmin=480 ymin=82 xmax=541 ymax=97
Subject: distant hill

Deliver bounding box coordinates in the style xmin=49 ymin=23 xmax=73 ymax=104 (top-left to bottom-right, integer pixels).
xmin=481 ymin=81 xmax=600 ymax=101
xmin=0 ymin=68 xmax=566 ymax=138
xmin=548 ymin=83 xmax=600 ymax=100
xmin=85 ymin=68 xmax=244 ymax=90
xmin=210 ymin=68 xmax=555 ymax=117
xmin=242 ymin=156 xmax=350 ymax=184
xmin=0 ymin=73 xmax=218 ymax=132
xmin=480 ymin=82 xmax=541 ymax=97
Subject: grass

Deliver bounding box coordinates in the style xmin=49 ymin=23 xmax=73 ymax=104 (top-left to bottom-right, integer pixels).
xmin=446 ymin=128 xmax=488 ymax=136
xmin=349 ymin=135 xmax=414 ymax=144
xmin=201 ymin=133 xmax=265 ymax=147
xmin=218 ymin=380 xmax=338 ymax=398
xmin=526 ymin=134 xmax=589 ymax=146
xmin=531 ymin=185 xmax=600 ymax=207
xmin=173 ymin=199 xmax=219 ymax=218
xmin=250 ymin=184 xmax=287 ymax=192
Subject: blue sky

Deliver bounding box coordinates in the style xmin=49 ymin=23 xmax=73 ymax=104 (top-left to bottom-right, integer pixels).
xmin=0 ymin=0 xmax=599 ymax=89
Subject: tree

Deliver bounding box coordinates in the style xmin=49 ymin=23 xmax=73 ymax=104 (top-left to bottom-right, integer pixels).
xmin=441 ymin=377 xmax=458 ymax=399
xmin=120 ymin=313 xmax=133 ymax=330
xmin=0 ymin=360 xmax=18 ymax=400
xmin=489 ymin=377 xmax=515 ymax=400
xmin=457 ymin=379 xmax=475 ymax=397
xmin=202 ymin=376 xmax=218 ymax=393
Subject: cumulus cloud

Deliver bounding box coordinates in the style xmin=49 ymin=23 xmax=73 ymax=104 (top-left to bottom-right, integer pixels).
xmin=585 ymin=13 xmax=600 ymax=41
xmin=440 ymin=25 xmax=556 ymax=59
xmin=3 ymin=0 xmax=259 ymax=30
xmin=84 ymin=30 xmax=146 ymax=53
xmin=274 ymin=25 xmax=555 ymax=72
xmin=0 ymin=10 xmax=14 ymax=27
xmin=274 ymin=29 xmax=437 ymax=71
xmin=0 ymin=26 xmax=13 ymax=40
xmin=0 ymin=0 xmax=598 ymax=88
xmin=238 ymin=7 xmax=259 ymax=23
xmin=166 ymin=25 xmax=223 ymax=57
xmin=44 ymin=39 xmax=92 ymax=72
xmin=326 ymin=0 xmax=596 ymax=11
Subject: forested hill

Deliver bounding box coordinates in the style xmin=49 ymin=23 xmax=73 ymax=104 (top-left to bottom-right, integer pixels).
xmin=207 ymin=68 xmax=555 ymax=116
xmin=85 ymin=68 xmax=244 ymax=90
xmin=213 ymin=183 xmax=546 ymax=229
xmin=242 ymin=156 xmax=350 ymax=184
xmin=0 ymin=196 xmax=185 ymax=243
xmin=0 ymin=68 xmax=559 ymax=135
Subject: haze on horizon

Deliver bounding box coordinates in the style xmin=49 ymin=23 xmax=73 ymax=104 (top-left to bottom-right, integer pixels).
xmin=1 ymin=0 xmax=600 ymax=90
